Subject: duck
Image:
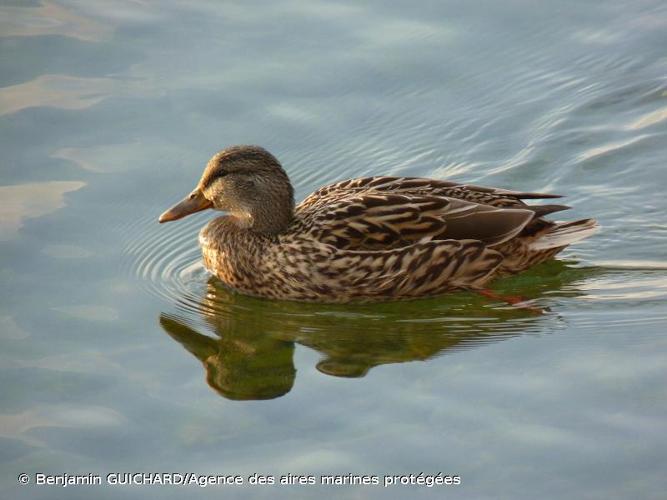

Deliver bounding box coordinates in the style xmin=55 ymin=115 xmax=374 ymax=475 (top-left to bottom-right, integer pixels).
xmin=158 ymin=145 xmax=598 ymax=303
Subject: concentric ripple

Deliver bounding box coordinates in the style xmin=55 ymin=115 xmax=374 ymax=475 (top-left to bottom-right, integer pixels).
xmin=121 ymin=212 xmax=213 ymax=316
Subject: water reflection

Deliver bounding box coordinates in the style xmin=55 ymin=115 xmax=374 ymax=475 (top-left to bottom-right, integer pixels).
xmin=0 ymin=181 xmax=85 ymax=241
xmin=161 ymin=314 xmax=296 ymax=400
xmin=159 ymin=261 xmax=591 ymax=400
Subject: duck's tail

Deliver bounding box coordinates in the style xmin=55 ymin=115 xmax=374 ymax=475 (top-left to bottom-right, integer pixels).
xmin=530 ymin=218 xmax=599 ymax=251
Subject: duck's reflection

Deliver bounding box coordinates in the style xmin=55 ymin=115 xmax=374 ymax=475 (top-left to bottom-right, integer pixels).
xmin=159 ymin=260 xmax=592 ymax=400
xmin=161 ymin=315 xmax=296 ymax=400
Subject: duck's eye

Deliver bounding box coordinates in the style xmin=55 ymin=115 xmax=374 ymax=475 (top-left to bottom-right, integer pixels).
xmin=188 ymin=192 xmax=196 ymax=200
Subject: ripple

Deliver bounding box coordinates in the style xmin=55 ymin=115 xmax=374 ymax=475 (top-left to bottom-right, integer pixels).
xmin=577 ymin=135 xmax=650 ymax=162
xmin=594 ymin=260 xmax=667 ymax=271
xmin=121 ymin=211 xmax=211 ymax=317
xmin=627 ymin=106 xmax=667 ymax=130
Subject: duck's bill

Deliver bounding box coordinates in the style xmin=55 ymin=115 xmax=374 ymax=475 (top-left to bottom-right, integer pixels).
xmin=158 ymin=189 xmax=212 ymax=223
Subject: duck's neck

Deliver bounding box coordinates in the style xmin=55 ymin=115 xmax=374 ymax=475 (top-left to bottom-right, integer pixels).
xmin=243 ymin=204 xmax=294 ymax=235
xmin=225 ymin=192 xmax=293 ymax=235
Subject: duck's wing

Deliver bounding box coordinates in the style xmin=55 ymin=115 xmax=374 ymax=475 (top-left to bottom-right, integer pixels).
xmin=299 ymin=176 xmax=563 ymax=212
xmin=295 ymin=192 xmax=537 ymax=251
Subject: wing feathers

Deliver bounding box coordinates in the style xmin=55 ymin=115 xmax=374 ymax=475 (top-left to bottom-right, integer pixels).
xmin=527 ymin=204 xmax=571 ymax=218
xmin=305 ymin=193 xmax=534 ymax=250
xmin=441 ymin=205 xmax=534 ymax=246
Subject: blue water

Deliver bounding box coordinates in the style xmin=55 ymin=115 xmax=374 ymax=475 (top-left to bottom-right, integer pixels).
xmin=1 ymin=1 xmax=667 ymax=499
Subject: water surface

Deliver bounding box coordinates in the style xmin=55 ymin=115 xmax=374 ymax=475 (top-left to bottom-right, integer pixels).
xmin=1 ymin=1 xmax=667 ymax=499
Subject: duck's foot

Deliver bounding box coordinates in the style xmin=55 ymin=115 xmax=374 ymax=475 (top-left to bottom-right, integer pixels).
xmin=476 ymin=289 xmax=548 ymax=314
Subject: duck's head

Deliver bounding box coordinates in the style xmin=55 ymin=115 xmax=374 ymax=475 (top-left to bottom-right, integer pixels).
xmin=158 ymin=145 xmax=295 ymax=234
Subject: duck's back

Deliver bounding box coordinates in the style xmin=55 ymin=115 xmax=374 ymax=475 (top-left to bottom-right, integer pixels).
xmin=292 ymin=176 xmax=597 ymax=276
xmin=297 ymin=176 xmax=563 ymax=212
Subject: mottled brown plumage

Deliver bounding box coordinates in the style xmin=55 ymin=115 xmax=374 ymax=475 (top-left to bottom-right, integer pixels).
xmin=159 ymin=145 xmax=598 ymax=303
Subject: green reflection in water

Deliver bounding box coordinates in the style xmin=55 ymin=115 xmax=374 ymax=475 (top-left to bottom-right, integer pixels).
xmin=161 ymin=315 xmax=296 ymax=401
xmin=159 ymin=260 xmax=595 ymax=400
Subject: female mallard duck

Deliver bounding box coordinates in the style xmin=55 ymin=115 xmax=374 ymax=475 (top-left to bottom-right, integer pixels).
xmin=159 ymin=145 xmax=597 ymax=303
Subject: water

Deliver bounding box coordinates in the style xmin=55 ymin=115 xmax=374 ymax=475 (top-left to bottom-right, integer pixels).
xmin=1 ymin=0 xmax=666 ymax=498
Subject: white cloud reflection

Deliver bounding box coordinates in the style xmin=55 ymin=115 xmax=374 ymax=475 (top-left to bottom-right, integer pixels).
xmin=0 ymin=181 xmax=85 ymax=241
